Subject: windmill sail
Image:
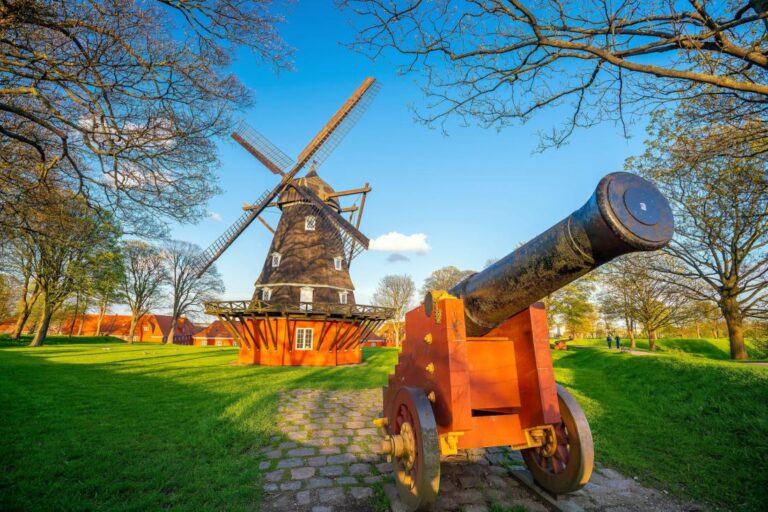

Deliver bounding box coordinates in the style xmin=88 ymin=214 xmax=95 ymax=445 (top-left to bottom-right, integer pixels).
xmin=231 ymin=122 xmax=294 ymax=176
xmin=193 ymin=77 xmax=381 ymax=278
xmin=295 ymin=77 xmax=381 ymax=172
xmin=193 ymin=186 xmax=276 ymax=277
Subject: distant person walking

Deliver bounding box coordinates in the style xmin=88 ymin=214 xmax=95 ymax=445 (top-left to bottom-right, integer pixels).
xmin=615 ymin=335 xmax=621 ymax=350
xmin=606 ymin=333 xmax=613 ymax=349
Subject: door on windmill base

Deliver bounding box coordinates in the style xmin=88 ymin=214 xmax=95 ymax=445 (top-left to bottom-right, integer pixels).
xmin=300 ymin=287 xmax=314 ymax=312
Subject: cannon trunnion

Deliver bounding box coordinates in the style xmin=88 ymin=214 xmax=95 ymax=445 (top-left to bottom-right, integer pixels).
xmin=378 ymin=173 xmax=674 ymax=510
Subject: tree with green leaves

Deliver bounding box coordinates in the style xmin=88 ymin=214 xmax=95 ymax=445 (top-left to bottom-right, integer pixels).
xmin=88 ymin=247 xmax=125 ymax=337
xmin=627 ymin=101 xmax=768 ymax=359
xmin=4 ymin=238 xmax=41 ymax=339
xmin=22 ymin=195 xmax=120 ymax=347
xmin=548 ymin=275 xmax=595 ymax=338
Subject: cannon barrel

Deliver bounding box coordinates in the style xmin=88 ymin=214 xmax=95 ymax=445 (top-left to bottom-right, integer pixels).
xmin=449 ymin=172 xmax=674 ymax=337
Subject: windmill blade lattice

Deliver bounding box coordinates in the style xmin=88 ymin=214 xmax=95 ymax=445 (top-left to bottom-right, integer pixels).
xmin=296 ymin=79 xmax=382 ymax=172
xmin=231 ymin=121 xmax=295 ymax=175
xmin=192 ymin=186 xmax=274 ymax=277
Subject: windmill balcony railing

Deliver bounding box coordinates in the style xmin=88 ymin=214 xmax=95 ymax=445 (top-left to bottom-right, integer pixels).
xmin=204 ymin=299 xmax=394 ymax=321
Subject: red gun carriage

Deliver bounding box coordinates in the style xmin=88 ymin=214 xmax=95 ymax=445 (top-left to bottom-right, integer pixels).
xmin=377 ymin=173 xmax=674 ymax=510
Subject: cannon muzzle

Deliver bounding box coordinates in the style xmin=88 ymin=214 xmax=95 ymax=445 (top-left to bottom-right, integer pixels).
xmin=449 ymin=172 xmax=674 ymax=337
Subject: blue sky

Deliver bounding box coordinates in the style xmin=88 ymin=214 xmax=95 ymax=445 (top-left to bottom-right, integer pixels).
xmin=169 ymin=2 xmax=649 ymax=307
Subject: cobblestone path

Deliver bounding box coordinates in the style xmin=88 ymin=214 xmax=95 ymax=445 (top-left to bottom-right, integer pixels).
xmin=258 ymin=389 xmax=386 ymax=512
xmin=258 ymin=389 xmax=696 ymax=512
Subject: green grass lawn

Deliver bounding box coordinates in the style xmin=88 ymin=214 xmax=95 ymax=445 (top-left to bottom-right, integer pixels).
xmin=0 ymin=336 xmax=398 ymax=511
xmin=551 ymin=349 xmax=768 ymax=511
xmin=2 ymin=335 xmax=766 ymax=511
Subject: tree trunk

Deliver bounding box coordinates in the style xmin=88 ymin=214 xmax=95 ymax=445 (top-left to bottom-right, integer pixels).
xmin=720 ymin=297 xmax=748 ymax=360
xmin=77 ymin=301 xmax=86 ymax=336
xmin=13 ymin=285 xmax=40 ymax=341
xmin=648 ymin=329 xmax=657 ymax=351
xmin=394 ymin=321 xmax=402 ymax=348
xmin=128 ymin=314 xmax=138 ymax=344
xmin=626 ymin=317 xmax=636 ymax=349
xmin=29 ymin=298 xmax=53 ymax=347
xmin=165 ymin=317 xmax=177 ymax=345
xmin=70 ymin=292 xmax=80 ymax=337
xmin=12 ymin=305 xmax=33 ymax=340
xmin=696 ymin=322 xmax=701 ymax=339
xmin=96 ymin=299 xmax=107 ymax=337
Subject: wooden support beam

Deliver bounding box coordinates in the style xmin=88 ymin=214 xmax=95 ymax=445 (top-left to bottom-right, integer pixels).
xmin=339 ymin=205 xmax=359 ymax=213
xmin=326 ymin=186 xmax=372 ymax=198
xmin=348 ymin=182 xmax=370 ymax=264
xmin=242 ymin=202 xmax=278 ymax=211
xmin=257 ymin=216 xmax=276 ymax=234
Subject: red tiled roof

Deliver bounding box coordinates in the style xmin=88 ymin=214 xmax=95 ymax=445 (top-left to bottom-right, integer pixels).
xmin=193 ymin=320 xmax=241 ymax=339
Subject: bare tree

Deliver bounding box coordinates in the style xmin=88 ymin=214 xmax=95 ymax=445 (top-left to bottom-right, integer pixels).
xmin=372 ymin=274 xmax=416 ymax=347
xmin=627 ymin=105 xmax=768 ymax=359
xmin=119 ymin=241 xmax=166 ymax=344
xmin=0 ymin=0 xmax=290 ymax=235
xmin=344 ymin=0 xmax=768 ymax=146
xmin=161 ymin=240 xmax=224 ymax=344
xmin=420 ymin=265 xmax=475 ymax=296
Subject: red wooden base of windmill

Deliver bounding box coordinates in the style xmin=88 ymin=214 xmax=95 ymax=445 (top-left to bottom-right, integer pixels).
xmin=205 ymin=300 xmax=392 ymax=367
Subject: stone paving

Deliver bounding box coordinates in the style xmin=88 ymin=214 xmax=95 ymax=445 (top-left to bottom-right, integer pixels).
xmin=258 ymin=389 xmax=700 ymax=512
xmin=258 ymin=389 xmax=386 ymax=512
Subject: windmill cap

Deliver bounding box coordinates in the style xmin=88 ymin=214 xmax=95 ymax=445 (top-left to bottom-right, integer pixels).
xmin=278 ymin=171 xmax=340 ymax=208
xmin=595 ymin=172 xmax=674 ymax=250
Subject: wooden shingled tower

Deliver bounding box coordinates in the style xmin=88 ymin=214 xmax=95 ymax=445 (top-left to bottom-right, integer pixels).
xmin=195 ymin=78 xmax=392 ymax=366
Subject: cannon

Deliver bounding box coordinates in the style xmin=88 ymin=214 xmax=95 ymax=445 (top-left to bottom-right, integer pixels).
xmin=376 ymin=172 xmax=674 ymax=510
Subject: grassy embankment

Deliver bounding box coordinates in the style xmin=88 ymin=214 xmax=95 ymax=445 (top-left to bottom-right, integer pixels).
xmin=1 ymin=335 xmax=766 ymax=510
xmin=565 ymin=336 xmax=768 ymax=360
xmin=551 ymin=348 xmax=768 ymax=511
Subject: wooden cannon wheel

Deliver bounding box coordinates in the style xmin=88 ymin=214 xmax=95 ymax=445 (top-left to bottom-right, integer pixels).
xmin=522 ymin=384 xmax=594 ymax=494
xmin=385 ymin=386 xmax=441 ymax=511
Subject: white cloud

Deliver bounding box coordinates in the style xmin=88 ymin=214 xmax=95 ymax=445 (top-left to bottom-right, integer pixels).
xmin=370 ymin=232 xmax=430 ymax=254
xmin=207 ymin=211 xmax=223 ymax=222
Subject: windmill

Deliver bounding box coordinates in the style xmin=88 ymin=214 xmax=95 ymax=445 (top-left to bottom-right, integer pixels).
xmin=199 ymin=77 xmax=393 ymax=367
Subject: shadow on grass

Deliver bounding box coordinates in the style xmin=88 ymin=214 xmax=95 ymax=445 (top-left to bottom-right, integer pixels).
xmin=0 ymin=349 xmax=270 ymax=511
xmin=0 ymin=344 xmax=399 ymax=511
xmin=0 ymin=334 xmax=127 ymax=347
xmin=553 ymin=349 xmax=768 ymax=511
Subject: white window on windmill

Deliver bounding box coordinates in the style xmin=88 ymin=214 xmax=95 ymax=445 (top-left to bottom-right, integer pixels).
xmin=271 ymin=252 xmax=282 ymax=267
xmin=339 ymin=291 xmax=348 ymax=305
xmin=295 ymin=327 xmax=314 ymax=350
xmin=304 ymin=215 xmax=316 ymax=231
xmin=334 ymin=256 xmax=343 ymax=271
xmin=300 ymin=287 xmax=314 ymax=312
xmin=261 ymin=287 xmax=272 ymax=301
